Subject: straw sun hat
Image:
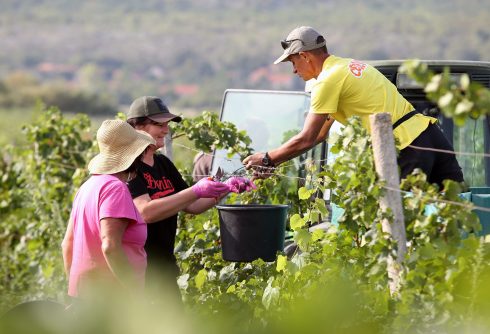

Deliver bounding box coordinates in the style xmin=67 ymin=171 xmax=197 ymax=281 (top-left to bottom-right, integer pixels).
xmin=88 ymin=120 xmax=155 ymax=175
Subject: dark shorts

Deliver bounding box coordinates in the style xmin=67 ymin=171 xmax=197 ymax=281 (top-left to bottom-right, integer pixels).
xmin=398 ymin=123 xmax=464 ymax=188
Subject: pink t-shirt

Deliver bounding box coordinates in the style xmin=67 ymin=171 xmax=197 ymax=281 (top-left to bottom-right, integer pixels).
xmin=68 ymin=174 xmax=147 ymax=297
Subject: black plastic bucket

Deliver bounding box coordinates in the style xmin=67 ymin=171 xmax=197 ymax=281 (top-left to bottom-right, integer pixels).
xmin=216 ymin=204 xmax=289 ymax=262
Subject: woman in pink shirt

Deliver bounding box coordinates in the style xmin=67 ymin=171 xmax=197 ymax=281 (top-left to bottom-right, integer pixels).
xmin=62 ymin=120 xmax=231 ymax=299
xmin=61 ymin=120 xmax=156 ymax=298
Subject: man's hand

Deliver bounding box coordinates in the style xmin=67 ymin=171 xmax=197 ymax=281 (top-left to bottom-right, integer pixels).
xmin=243 ymin=152 xmax=265 ymax=170
xmin=242 ymin=152 xmax=275 ymax=180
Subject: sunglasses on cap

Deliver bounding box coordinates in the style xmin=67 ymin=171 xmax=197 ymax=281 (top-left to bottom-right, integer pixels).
xmin=281 ymin=38 xmax=304 ymax=50
xmin=280 ymin=35 xmax=326 ymax=50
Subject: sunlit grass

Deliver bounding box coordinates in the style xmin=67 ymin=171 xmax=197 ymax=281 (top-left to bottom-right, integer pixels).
xmin=0 ymin=108 xmax=36 ymax=147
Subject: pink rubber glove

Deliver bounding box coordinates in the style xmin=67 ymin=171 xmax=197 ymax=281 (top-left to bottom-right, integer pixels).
xmin=191 ymin=178 xmax=230 ymax=198
xmin=224 ymin=176 xmax=257 ymax=194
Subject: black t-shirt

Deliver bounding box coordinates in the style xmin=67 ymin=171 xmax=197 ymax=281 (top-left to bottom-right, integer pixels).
xmin=127 ymin=154 xmax=188 ymax=269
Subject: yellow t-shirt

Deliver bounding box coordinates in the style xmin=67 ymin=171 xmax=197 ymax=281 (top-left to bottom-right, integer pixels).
xmin=310 ymin=55 xmax=436 ymax=149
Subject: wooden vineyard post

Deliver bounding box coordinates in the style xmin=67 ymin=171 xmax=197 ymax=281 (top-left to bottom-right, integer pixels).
xmin=369 ymin=112 xmax=407 ymax=295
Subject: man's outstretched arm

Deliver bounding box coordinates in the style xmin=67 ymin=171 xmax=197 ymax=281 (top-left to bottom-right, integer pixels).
xmin=243 ymin=113 xmax=333 ymax=168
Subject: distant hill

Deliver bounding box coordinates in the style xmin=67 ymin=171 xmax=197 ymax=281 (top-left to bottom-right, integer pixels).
xmin=1 ymin=0 xmax=489 ymax=112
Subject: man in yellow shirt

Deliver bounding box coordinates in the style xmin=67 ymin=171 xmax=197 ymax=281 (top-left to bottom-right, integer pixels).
xmin=243 ymin=26 xmax=463 ymax=189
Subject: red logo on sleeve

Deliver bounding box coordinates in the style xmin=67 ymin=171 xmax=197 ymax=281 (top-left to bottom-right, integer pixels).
xmin=348 ymin=60 xmax=367 ymax=78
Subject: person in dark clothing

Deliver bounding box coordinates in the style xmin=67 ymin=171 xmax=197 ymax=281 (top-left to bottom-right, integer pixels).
xmin=192 ymin=151 xmax=213 ymax=182
xmin=126 ymin=96 xmax=254 ymax=301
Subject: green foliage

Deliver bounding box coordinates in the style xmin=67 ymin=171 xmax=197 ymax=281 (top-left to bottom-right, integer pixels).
xmin=176 ymin=116 xmax=490 ymax=333
xmin=0 ymin=105 xmax=95 ymax=313
xmin=2 ymin=64 xmax=490 ymax=333
xmin=399 ymin=60 xmax=490 ymax=187
xmin=323 ymin=120 xmax=382 ymax=240
xmin=174 ymin=69 xmax=490 ymax=332
xmin=172 ymin=111 xmax=252 ymax=158
xmin=399 ymin=60 xmax=490 ymax=126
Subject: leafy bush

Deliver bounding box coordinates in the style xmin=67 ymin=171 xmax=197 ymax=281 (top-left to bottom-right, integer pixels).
xmin=174 ymin=116 xmax=490 ymax=333
xmin=0 ymin=106 xmax=95 ymax=313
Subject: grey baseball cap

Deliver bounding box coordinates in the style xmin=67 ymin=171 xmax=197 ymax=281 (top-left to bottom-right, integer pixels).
xmin=127 ymin=96 xmax=182 ymax=123
xmin=273 ymin=26 xmax=326 ymax=64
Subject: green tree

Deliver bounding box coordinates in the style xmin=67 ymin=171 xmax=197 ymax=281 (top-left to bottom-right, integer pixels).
xmin=0 ymin=105 xmax=95 ymax=312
